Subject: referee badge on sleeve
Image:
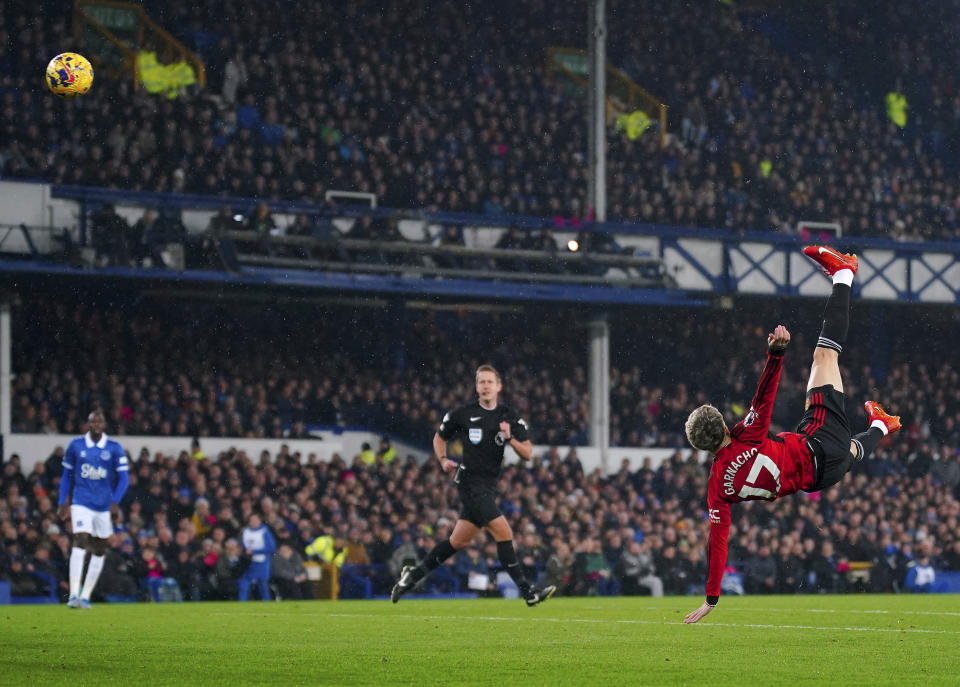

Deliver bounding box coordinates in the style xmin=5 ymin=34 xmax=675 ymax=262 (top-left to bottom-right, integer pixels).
xmin=469 ymin=428 xmax=483 ymax=444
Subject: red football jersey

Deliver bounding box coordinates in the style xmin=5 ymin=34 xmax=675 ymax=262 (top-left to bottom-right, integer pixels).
xmin=704 ymin=349 xmax=817 ymax=600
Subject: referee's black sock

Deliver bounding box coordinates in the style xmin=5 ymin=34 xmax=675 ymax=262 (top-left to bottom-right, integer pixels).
xmin=411 ymin=539 xmax=457 ymax=584
xmin=817 ymin=283 xmax=851 ymax=354
xmin=497 ymin=540 xmax=531 ymax=597
xmin=852 ymin=427 xmax=884 ymax=461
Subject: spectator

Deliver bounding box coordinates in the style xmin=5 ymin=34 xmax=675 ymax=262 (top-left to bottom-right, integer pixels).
xmin=89 ymin=204 xmax=132 ymax=267
xmin=543 ymin=541 xmax=574 ymax=596
xmin=0 ymin=556 xmax=42 ymax=597
xmin=656 ymin=545 xmax=692 ymax=596
xmin=809 ymin=541 xmax=845 ymax=594
xmin=570 ymin=538 xmax=612 ymax=596
xmin=29 ymin=545 xmax=66 ymax=601
xmin=206 ymin=205 xmax=243 ymax=238
xmin=131 ymin=209 xmax=160 ymax=267
xmin=190 ymin=498 xmax=215 ymax=541
xmin=904 ymin=552 xmax=938 ymax=593
xmin=343 ymin=530 xmax=370 ymax=566
xmin=357 ymin=442 xmax=376 ymax=467
xmin=942 ymin=541 xmax=960 ymax=571
xmin=245 ymin=202 xmax=277 ymax=236
xmin=743 ymin=544 xmax=778 ymax=595
xmin=238 ymin=512 xmax=275 ymax=601
xmin=432 ymin=225 xmax=466 ymax=269
xmin=98 ymin=537 xmax=140 ymax=600
xmin=222 ymin=48 xmax=247 ymax=105
xmin=166 ymin=547 xmax=204 ymax=601
xmin=616 ymin=539 xmax=664 ymax=597
xmin=494 ymin=226 xmax=528 ymax=272
xmin=271 ymin=542 xmax=314 ymax=600
xmin=377 ymin=438 xmax=397 ymax=465
xmin=388 ymin=531 xmax=419 ymax=581
xmin=212 ymin=538 xmax=247 ymax=600
xmin=454 ymin=544 xmax=497 ymax=596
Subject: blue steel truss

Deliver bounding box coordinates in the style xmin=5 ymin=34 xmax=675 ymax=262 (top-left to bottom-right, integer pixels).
xmin=16 ymin=183 xmax=960 ymax=305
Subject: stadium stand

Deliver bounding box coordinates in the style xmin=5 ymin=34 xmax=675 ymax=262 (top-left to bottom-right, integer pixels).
xmin=11 ymin=293 xmax=960 ymax=453
xmin=1 ymin=437 xmax=958 ymax=603
xmin=4 ymin=291 xmax=960 ymax=600
xmin=3 ymin=0 xmax=960 ymax=604
xmin=3 ymin=0 xmax=960 ymax=238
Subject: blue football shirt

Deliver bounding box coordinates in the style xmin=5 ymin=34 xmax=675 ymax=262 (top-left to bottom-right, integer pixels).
xmin=60 ymin=433 xmax=130 ymax=512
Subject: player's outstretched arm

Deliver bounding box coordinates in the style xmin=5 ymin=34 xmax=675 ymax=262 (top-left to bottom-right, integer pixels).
xmin=733 ymin=325 xmax=790 ymax=444
xmin=767 ymin=324 xmax=791 ymax=351
xmin=684 ymin=601 xmax=715 ymax=624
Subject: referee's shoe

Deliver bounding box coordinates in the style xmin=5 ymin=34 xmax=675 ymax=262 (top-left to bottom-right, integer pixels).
xmin=391 ymin=565 xmax=416 ymax=603
xmin=524 ymin=584 xmax=556 ymax=607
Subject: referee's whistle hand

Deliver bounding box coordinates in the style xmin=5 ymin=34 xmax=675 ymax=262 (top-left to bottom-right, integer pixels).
xmin=499 ymin=421 xmax=512 ymax=439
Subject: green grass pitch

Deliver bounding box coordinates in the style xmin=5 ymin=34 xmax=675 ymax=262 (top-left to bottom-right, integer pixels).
xmin=2 ymin=595 xmax=958 ymax=686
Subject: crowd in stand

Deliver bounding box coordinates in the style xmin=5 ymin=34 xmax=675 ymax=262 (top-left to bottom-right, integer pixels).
xmin=1 ymin=435 xmax=958 ymax=603
xmin=6 ymin=300 xmax=960 ymax=602
xmin=3 ymin=1 xmax=960 ymax=239
xmin=13 ymin=296 xmax=960 ymax=458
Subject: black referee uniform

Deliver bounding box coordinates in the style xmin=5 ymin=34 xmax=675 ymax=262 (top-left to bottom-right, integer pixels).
xmin=439 ymin=402 xmax=529 ymax=526
xmin=391 ymin=395 xmax=554 ymax=605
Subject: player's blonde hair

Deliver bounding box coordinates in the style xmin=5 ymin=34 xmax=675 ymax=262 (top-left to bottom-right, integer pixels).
xmin=476 ymin=364 xmax=501 ymax=382
xmin=684 ymin=404 xmax=727 ymax=453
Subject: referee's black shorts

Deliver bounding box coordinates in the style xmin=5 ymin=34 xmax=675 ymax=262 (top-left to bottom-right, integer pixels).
xmin=797 ymin=384 xmax=854 ymax=492
xmin=457 ymin=479 xmax=503 ymax=527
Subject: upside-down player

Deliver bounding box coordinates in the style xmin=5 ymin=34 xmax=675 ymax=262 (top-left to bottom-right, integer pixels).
xmin=682 ymin=246 xmax=901 ymax=624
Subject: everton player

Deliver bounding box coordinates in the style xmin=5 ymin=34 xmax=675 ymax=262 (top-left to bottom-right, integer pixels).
xmin=391 ymin=365 xmax=556 ymax=606
xmin=57 ymin=410 xmax=130 ymax=609
xmin=682 ymin=246 xmax=901 ymax=624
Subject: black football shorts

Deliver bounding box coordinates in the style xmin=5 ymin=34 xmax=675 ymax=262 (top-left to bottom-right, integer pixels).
xmin=797 ymin=384 xmax=854 ymax=491
xmin=457 ymin=480 xmax=503 ymax=527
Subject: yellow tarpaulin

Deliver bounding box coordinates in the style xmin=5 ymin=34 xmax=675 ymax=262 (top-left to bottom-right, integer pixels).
xmin=615 ymin=110 xmax=652 ymax=140
xmin=137 ymin=50 xmax=196 ymax=98
xmin=885 ymin=92 xmax=908 ymax=128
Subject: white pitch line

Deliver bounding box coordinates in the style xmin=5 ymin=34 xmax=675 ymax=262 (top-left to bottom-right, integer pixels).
xmin=604 ymin=605 xmax=960 ymax=618
xmin=316 ymin=612 xmax=960 ymax=635
xmin=210 ymin=610 xmax=959 ymax=634
xmin=687 ymin=607 xmax=960 ymax=618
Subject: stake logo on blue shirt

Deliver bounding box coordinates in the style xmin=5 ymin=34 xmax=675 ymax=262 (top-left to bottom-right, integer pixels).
xmin=59 ymin=432 xmax=130 ymax=512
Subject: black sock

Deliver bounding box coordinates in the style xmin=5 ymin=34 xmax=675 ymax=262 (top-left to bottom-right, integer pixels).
xmin=411 ymin=539 xmax=457 ymax=583
xmin=852 ymin=427 xmax=884 ymax=460
xmin=817 ymin=283 xmax=851 ymax=354
xmin=497 ymin=540 xmax=531 ymax=596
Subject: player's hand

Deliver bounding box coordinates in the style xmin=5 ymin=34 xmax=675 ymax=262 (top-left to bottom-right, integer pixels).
xmin=58 ymin=503 xmax=70 ymax=521
xmin=499 ymin=421 xmax=512 ymax=440
xmin=767 ymin=324 xmax=791 ymax=351
xmin=440 ymin=458 xmax=458 ymax=474
xmin=683 ymin=601 xmax=716 ymax=624
xmin=110 ymin=503 xmax=120 ymax=523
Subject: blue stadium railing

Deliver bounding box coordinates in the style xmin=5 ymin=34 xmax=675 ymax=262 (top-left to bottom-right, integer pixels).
xmin=0 ymin=183 xmax=955 ymax=305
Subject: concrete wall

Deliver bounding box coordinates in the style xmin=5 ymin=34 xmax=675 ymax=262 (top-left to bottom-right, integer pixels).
xmin=5 ymin=431 xmax=696 ymax=476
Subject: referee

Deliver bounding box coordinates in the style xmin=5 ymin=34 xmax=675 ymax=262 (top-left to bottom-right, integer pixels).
xmin=391 ymin=364 xmax=556 ymax=606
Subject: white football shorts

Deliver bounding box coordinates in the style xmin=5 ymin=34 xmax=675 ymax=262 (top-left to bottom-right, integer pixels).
xmin=71 ymin=504 xmax=113 ymax=539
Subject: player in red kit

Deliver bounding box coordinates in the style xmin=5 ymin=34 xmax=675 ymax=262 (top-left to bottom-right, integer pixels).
xmin=682 ymin=245 xmax=902 ymax=624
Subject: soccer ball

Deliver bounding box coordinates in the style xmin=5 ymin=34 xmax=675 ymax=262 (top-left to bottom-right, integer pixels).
xmin=45 ymin=52 xmax=94 ymax=98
